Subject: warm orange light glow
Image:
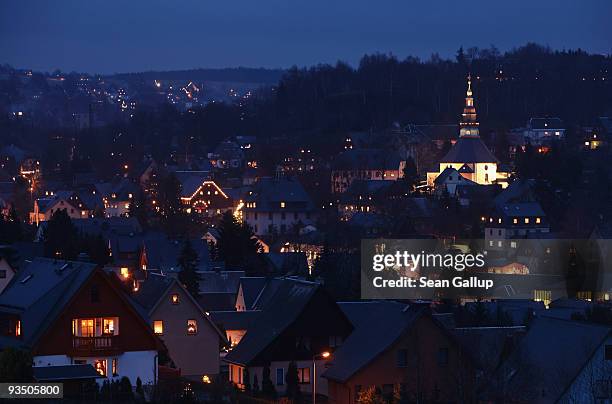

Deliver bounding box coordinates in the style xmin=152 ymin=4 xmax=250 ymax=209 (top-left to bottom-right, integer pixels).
xmin=120 ymin=267 xmax=129 ymax=279
xmin=321 ymin=351 xmax=331 ymax=358
xmin=202 ymin=375 xmax=211 ymax=384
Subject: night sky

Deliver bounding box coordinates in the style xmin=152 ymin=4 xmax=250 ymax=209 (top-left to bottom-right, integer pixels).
xmin=1 ymin=0 xmax=611 ymax=74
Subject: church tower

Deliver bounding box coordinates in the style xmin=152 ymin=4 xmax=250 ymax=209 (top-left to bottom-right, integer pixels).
xmin=427 ymin=75 xmax=509 ymax=189
xmin=459 ymin=74 xmax=480 ymax=138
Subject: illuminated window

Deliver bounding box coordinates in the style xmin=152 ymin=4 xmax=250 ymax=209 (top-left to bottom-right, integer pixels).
xmin=510 ymin=241 xmax=517 ymax=248
xmin=187 ymin=319 xmax=197 ymax=335
xmin=171 ymin=294 xmax=180 ymax=305
xmin=524 ymin=218 xmax=530 ymax=224
xmin=94 ymin=359 xmax=107 ymax=377
xmin=280 ymin=202 xmax=286 ymax=208
xmin=536 ymin=217 xmax=541 ymax=224
xmin=498 ymin=218 xmax=502 ymax=224
xmin=81 ymin=319 xmax=94 ymax=337
xmin=102 ymin=318 xmax=115 ymax=335
xmin=513 ymin=218 xmax=518 ymax=224
xmin=153 ymin=320 xmax=163 ymax=335
xmin=297 ymin=367 xmax=310 ymax=384
xmin=16 ymin=320 xmax=21 ymax=337
xmin=112 ymin=358 xmax=118 ymax=376
xmin=120 ymin=267 xmax=129 ymax=279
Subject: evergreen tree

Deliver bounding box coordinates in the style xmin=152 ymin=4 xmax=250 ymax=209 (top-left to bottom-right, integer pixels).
xmin=178 ymin=239 xmax=201 ymax=297
xmin=216 ymin=211 xmax=261 ymax=273
xmin=261 ymin=364 xmax=276 ymax=399
xmin=402 ymin=157 xmax=418 ymax=193
xmin=285 ymin=361 xmax=301 ymax=402
xmin=43 ymin=209 xmax=79 ymax=260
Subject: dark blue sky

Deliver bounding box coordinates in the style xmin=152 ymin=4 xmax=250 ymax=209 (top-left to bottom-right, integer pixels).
xmin=1 ymin=0 xmax=611 ymax=74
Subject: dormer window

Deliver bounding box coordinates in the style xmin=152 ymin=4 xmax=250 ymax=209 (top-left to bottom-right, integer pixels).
xmin=171 ymin=294 xmax=180 ymax=305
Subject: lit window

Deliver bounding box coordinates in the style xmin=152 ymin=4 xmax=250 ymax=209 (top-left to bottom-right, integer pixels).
xmin=112 ymin=358 xmax=118 ymax=376
xmin=171 ymin=294 xmax=180 ymax=305
xmin=94 ymin=359 xmax=107 ymax=377
xmin=280 ymin=202 xmax=286 ymax=208
xmin=81 ymin=319 xmax=94 ymax=337
xmin=103 ymin=318 xmax=115 ymax=335
xmin=498 ymin=218 xmax=502 ymax=224
xmin=510 ymin=241 xmax=517 ymax=249
xmin=120 ymin=267 xmax=129 ymax=279
xmin=154 ymin=320 xmax=163 ymax=335
xmin=297 ymin=367 xmax=310 ymax=384
xmin=187 ymin=320 xmax=197 ymax=335
xmin=513 ymin=218 xmax=518 ymax=224
xmin=524 ymin=218 xmax=530 ymax=224
xmin=16 ymin=320 xmax=21 ymax=337
xmin=536 ymin=217 xmax=541 ymax=224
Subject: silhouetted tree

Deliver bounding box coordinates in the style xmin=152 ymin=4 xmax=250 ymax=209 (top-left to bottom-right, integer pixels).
xmin=0 ymin=348 xmax=32 ymax=382
xmin=43 ymin=209 xmax=79 ymax=260
xmin=178 ymin=239 xmax=201 ymax=297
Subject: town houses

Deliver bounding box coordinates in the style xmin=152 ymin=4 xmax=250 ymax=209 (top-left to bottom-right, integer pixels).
xmin=1 ymin=58 xmax=612 ymax=403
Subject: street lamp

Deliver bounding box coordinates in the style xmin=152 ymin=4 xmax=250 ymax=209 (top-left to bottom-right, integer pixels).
xmin=312 ymin=351 xmax=331 ymax=404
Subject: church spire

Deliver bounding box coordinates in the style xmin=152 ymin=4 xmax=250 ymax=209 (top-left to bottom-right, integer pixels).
xmin=459 ymin=74 xmax=480 ymax=138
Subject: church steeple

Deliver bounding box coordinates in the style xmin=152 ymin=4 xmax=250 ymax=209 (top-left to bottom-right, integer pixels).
xmin=459 ymin=74 xmax=480 ymax=138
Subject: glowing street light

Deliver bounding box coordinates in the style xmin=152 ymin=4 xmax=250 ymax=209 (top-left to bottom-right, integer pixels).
xmin=312 ymin=352 xmax=331 ymax=404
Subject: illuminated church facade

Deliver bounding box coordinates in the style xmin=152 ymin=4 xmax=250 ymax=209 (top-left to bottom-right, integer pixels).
xmin=427 ymin=76 xmax=509 ymax=188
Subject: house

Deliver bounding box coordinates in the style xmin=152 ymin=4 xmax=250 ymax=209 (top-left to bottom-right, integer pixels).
xmin=492 ymin=317 xmax=612 ymax=403
xmin=176 ymin=176 xmax=232 ymax=216
xmin=95 ymin=178 xmax=139 ymax=218
xmin=433 ymin=167 xmax=477 ymax=197
xmin=323 ymin=301 xmax=474 ymax=404
xmin=224 ymin=279 xmax=353 ymax=397
xmin=331 ymin=149 xmax=405 ymax=194
xmin=30 ymin=191 xmax=95 ymax=225
xmin=337 ymin=180 xmax=394 ymax=220
xmin=132 ymin=273 xmax=226 ymax=379
xmin=198 ymin=271 xmax=245 ymax=311
xmin=243 ymin=177 xmax=316 ymax=236
xmin=209 ymin=140 xmax=245 ymax=169
xmin=0 ymin=258 xmax=163 ymax=386
xmin=523 ymin=117 xmax=566 ymax=145
xmin=483 ymin=180 xmax=550 ymax=251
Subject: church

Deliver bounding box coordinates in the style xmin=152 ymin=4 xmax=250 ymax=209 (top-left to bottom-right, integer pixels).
xmin=427 ymin=76 xmax=509 ymax=189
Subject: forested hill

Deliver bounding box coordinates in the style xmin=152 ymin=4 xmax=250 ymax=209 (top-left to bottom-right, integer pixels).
xmin=261 ymin=44 xmax=612 ymax=134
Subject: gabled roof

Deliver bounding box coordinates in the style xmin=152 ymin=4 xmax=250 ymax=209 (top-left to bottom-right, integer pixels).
xmin=237 ymin=277 xmax=268 ymax=310
xmin=528 ymin=117 xmax=564 ymax=130
xmin=323 ymin=303 xmax=425 ymax=382
xmin=198 ymin=271 xmax=245 ymax=294
xmin=244 ymin=177 xmax=314 ymax=212
xmin=499 ymin=202 xmax=545 ymax=218
xmin=0 ymin=258 xmax=98 ymax=346
xmin=209 ymin=310 xmax=261 ymax=331
xmin=223 ymin=278 xmax=321 ymax=366
xmin=496 ymin=317 xmax=611 ymax=402
xmin=132 ymin=273 xmax=227 ymax=342
xmin=440 ymin=137 xmax=499 ymax=164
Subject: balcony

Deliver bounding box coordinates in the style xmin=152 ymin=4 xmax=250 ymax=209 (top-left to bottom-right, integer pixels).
xmin=72 ymin=336 xmax=119 ymax=355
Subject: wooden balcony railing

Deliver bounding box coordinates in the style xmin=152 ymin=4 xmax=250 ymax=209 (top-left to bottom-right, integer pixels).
xmin=72 ymin=336 xmax=118 ymax=353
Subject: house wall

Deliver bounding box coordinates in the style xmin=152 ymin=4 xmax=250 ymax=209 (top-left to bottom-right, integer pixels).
xmin=244 ymin=211 xmax=315 ymax=236
xmin=150 ymin=284 xmax=220 ymax=377
xmin=327 ymin=316 xmax=473 ymax=404
xmin=230 ymin=360 xmax=329 ymax=396
xmin=34 ymin=351 xmax=157 ymax=386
